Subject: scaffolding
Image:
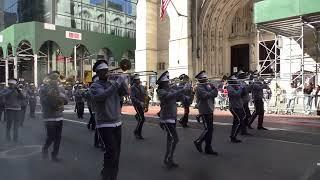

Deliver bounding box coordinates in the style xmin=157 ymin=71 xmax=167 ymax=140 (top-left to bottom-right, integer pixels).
xmin=256 ymin=13 xmax=320 ymax=114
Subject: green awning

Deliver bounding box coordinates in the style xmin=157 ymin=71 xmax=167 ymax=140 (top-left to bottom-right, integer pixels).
xmin=0 ymin=21 xmax=135 ymax=60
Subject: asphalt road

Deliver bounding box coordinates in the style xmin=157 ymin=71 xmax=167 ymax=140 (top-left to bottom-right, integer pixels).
xmin=0 ymin=105 xmax=320 ymax=180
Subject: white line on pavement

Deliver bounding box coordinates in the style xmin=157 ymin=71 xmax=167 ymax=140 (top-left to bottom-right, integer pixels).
xmin=62 ymin=117 xmax=320 ymax=147
xmin=259 ymin=138 xmax=320 ymax=147
xmin=63 ymin=118 xmax=87 ymax=125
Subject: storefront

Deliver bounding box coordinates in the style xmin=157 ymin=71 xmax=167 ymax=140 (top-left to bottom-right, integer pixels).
xmin=0 ymin=21 xmax=135 ymax=86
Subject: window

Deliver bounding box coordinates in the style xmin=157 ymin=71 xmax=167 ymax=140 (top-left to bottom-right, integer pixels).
xmin=111 ymin=17 xmax=123 ymax=36
xmin=157 ymin=62 xmax=166 ymax=71
xmin=96 ymin=14 xmax=105 ymax=33
xmin=81 ymin=10 xmax=92 ymax=31
xmin=126 ymin=20 xmax=135 ymax=38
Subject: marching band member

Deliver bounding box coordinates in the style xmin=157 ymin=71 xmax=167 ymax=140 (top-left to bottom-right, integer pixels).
xmin=248 ymin=77 xmax=270 ymax=130
xmin=178 ymin=74 xmax=194 ymax=128
xmin=90 ymin=60 xmax=129 ymax=180
xmin=130 ymin=74 xmax=147 ymax=139
xmin=40 ymin=71 xmax=68 ymax=161
xmin=18 ymin=83 xmax=27 ymax=127
xmin=157 ymin=71 xmax=189 ymax=169
xmin=86 ymin=75 xmax=103 ymax=149
xmin=193 ymin=71 xmax=219 ymax=155
xmin=0 ymin=79 xmax=26 ymax=142
xmin=237 ymin=71 xmax=252 ymax=136
xmin=0 ymin=82 xmax=6 ymax=122
xmin=74 ymin=83 xmax=85 ymax=119
xmin=27 ymin=83 xmax=38 ymax=119
xmin=227 ymin=75 xmax=245 ymax=143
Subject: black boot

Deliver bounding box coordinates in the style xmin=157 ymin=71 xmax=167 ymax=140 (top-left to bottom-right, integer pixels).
xmin=51 ymin=154 xmax=62 ymax=162
xmin=230 ymin=136 xmax=242 ymax=143
xmin=194 ymin=140 xmax=203 ymax=153
xmin=257 ymin=126 xmax=268 ymax=130
xmin=164 ymin=159 xmax=179 ymax=169
xmin=196 ymin=115 xmax=201 ymax=123
xmin=205 ymin=146 xmax=218 ymax=156
xmin=179 ymin=120 xmax=188 ymax=128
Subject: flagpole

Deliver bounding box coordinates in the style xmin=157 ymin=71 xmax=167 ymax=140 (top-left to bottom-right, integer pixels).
xmin=169 ymin=0 xmax=188 ymax=17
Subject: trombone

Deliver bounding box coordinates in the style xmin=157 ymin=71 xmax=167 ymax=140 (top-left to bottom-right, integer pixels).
xmin=108 ymin=59 xmax=157 ymax=77
xmin=194 ymin=76 xmax=271 ymax=87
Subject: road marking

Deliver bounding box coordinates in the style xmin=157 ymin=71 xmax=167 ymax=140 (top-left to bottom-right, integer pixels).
xmin=0 ymin=145 xmax=42 ymax=159
xmin=62 ymin=117 xmax=320 ymax=147
xmin=255 ymin=138 xmax=320 ymax=147
xmin=63 ymin=118 xmax=87 ymax=125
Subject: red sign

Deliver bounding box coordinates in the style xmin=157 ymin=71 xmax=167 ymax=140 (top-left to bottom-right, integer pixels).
xmin=57 ymin=55 xmax=65 ymax=62
xmin=65 ymin=31 xmax=82 ymax=40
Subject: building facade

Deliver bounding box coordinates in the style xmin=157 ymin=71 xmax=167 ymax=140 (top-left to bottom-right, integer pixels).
xmin=135 ymin=0 xmax=320 ymax=88
xmin=0 ymin=0 xmax=137 ymax=85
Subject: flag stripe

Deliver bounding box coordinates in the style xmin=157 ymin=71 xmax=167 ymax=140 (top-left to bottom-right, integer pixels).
xmin=160 ymin=0 xmax=171 ymax=20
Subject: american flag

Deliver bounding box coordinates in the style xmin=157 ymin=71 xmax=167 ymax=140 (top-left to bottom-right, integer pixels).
xmin=160 ymin=0 xmax=171 ymax=20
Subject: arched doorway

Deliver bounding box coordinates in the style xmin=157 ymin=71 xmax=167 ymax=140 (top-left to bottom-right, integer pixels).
xmin=121 ymin=50 xmax=135 ymax=69
xmin=38 ymin=41 xmax=61 ymax=84
xmin=198 ymin=0 xmax=254 ymax=77
xmin=97 ymin=47 xmax=114 ymax=66
xmin=71 ymin=44 xmax=91 ymax=82
xmin=231 ymin=44 xmax=250 ymax=74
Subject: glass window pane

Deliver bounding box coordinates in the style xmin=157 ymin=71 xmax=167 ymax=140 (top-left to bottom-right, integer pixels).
xmin=55 ymin=0 xmax=81 ymax=18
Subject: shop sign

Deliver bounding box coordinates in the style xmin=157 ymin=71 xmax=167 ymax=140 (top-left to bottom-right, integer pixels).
xmin=57 ymin=55 xmax=65 ymax=62
xmin=65 ymin=31 xmax=82 ymax=40
xmin=44 ymin=23 xmax=56 ymax=30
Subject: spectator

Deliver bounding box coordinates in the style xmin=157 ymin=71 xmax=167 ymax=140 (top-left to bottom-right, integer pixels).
xmin=286 ymin=83 xmax=297 ymax=114
xmin=303 ymin=83 xmax=314 ymax=114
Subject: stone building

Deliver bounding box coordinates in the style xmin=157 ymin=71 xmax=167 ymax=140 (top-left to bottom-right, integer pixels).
xmin=135 ymin=0 xmax=320 ymax=87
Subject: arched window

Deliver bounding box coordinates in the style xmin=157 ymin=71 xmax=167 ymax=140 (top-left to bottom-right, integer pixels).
xmin=112 ymin=17 xmax=123 ymax=37
xmin=81 ymin=10 xmax=92 ymax=31
xmin=126 ymin=21 xmax=136 ymax=38
xmin=97 ymin=14 xmax=105 ymax=33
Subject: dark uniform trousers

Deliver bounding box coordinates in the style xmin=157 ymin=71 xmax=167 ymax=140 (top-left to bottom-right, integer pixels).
xmin=0 ymin=105 xmax=5 ymax=121
xmin=242 ymin=102 xmax=251 ymax=133
xmin=249 ymin=98 xmax=264 ymax=128
xmin=162 ymin=123 xmax=179 ymax=162
xmin=43 ymin=121 xmax=63 ymax=157
xmin=179 ymin=106 xmax=190 ymax=125
xmin=229 ymin=108 xmax=245 ymax=138
xmin=195 ymin=113 xmax=213 ymax=149
xmin=99 ymin=126 xmax=122 ymax=180
xmin=6 ymin=109 xmax=21 ymax=141
xmin=88 ymin=107 xmax=96 ymax=130
xmin=133 ymin=105 xmax=145 ymax=136
xmin=76 ymin=102 xmax=84 ymax=118
xmin=20 ymin=105 xmax=27 ymax=126
xmin=29 ymin=99 xmax=36 ymax=118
